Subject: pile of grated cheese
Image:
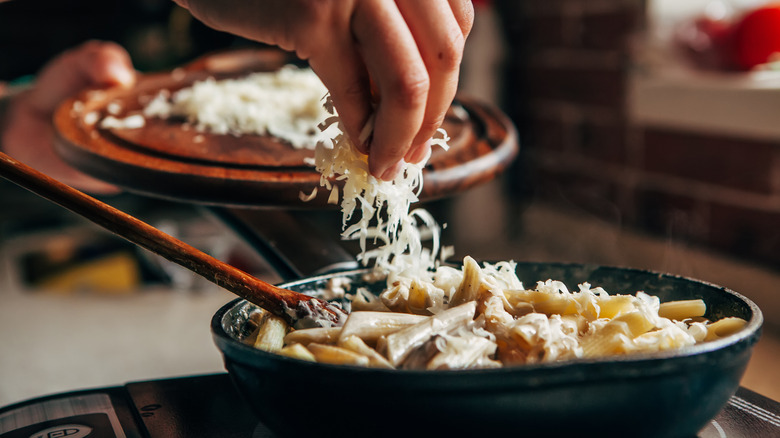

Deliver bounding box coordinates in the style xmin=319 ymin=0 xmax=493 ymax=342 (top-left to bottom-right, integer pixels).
xmin=142 ymin=66 xmax=335 ymax=148
xmin=307 ymin=96 xmax=452 ymax=281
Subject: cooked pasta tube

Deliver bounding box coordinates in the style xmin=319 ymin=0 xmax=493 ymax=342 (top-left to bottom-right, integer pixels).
xmin=256 ymin=254 xmax=748 ymax=369
xmin=630 ymin=324 xmax=697 ymax=352
xmin=253 ymin=314 xmax=288 ymax=353
xmin=613 ymin=311 xmax=656 ymax=338
xmin=658 ymin=299 xmax=706 ymax=321
xmin=381 ymin=278 xmax=444 ymax=315
xmin=399 ymin=339 xmax=442 ymax=369
xmin=596 ymin=295 xmax=635 ymax=319
xmin=283 ymin=327 xmax=341 ymax=346
xmin=350 ymin=288 xmax=391 ymax=312
xmin=426 ymin=334 xmax=500 ymax=370
xmin=338 ymin=311 xmax=427 ymax=345
xmin=240 ymin=310 xmax=266 ymax=346
xmin=561 ymin=314 xmax=589 ymax=335
xmin=495 ymin=337 xmax=530 ymax=366
xmin=278 ymin=343 xmax=316 ymax=362
xmin=449 ymin=256 xmax=489 ymax=307
xmin=307 ymin=343 xmax=371 ymax=367
xmin=505 ymin=313 xmax=582 ymax=363
xmin=382 ymin=301 xmax=477 ymax=366
xmin=481 ymin=294 xmax=516 ymax=333
xmin=581 ymin=312 xmax=654 ymax=357
xmin=338 ymin=335 xmax=394 ymax=369
xmin=503 ymin=289 xmax=577 ymax=316
xmin=705 ymin=317 xmax=748 ymax=341
xmin=580 ymin=325 xmax=630 ymax=357
xmin=242 ymin=308 xmax=286 ymax=347
xmin=533 ymin=293 xmax=578 ymax=316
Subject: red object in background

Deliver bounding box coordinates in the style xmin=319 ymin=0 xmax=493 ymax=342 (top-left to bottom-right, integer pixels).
xmin=691 ymin=14 xmax=736 ymax=70
xmin=731 ymin=3 xmax=780 ymax=70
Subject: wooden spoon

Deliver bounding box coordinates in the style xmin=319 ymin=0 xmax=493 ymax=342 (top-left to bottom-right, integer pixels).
xmin=0 ymin=151 xmax=347 ymax=328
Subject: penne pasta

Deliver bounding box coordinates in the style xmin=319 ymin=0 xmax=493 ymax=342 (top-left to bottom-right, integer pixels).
xmin=245 ymin=258 xmax=747 ymax=370
xmin=580 ymin=311 xmax=654 ymax=357
xmin=705 ymin=317 xmax=748 ymax=341
xmin=338 ymin=335 xmax=395 ymax=369
xmin=278 ymin=343 xmax=316 ymax=362
xmin=338 ymin=311 xmax=427 ymax=345
xmin=307 ymin=343 xmax=371 ymax=367
xmin=658 ymin=299 xmax=707 ymax=321
xmin=580 ymin=323 xmax=631 ymax=357
xmin=503 ymin=289 xmax=577 ymax=316
xmin=383 ymin=302 xmax=477 ymax=366
xmin=426 ymin=334 xmax=501 ymax=370
xmin=597 ymin=295 xmax=636 ymax=319
xmin=284 ymin=327 xmax=341 ymax=346
xmin=613 ymin=311 xmax=656 ymax=338
xmin=253 ymin=314 xmax=288 ymax=353
xmin=449 ymin=256 xmax=489 ymax=307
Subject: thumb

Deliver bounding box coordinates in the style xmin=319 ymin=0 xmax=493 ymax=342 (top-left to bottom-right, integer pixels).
xmin=28 ymin=40 xmax=135 ymax=114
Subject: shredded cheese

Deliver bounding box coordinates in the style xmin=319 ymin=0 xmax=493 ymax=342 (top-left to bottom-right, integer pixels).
xmin=311 ymin=95 xmax=450 ymax=280
xmin=142 ymin=66 xmax=334 ymax=148
xmin=99 ymin=114 xmax=145 ymax=130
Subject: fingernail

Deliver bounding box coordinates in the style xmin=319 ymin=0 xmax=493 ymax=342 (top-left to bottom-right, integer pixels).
xmin=406 ymin=139 xmax=432 ymax=164
xmin=379 ymin=160 xmax=403 ymax=181
xmin=379 ymin=167 xmax=394 ymax=181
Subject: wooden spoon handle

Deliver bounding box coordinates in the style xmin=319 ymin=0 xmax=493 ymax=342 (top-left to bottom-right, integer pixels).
xmin=0 ymin=151 xmax=321 ymax=324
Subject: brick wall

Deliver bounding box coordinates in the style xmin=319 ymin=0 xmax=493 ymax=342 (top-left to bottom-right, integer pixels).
xmin=496 ymin=0 xmax=780 ymax=268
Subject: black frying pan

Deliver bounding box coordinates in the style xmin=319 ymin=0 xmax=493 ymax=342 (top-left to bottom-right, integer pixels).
xmin=212 ymin=262 xmax=762 ymax=438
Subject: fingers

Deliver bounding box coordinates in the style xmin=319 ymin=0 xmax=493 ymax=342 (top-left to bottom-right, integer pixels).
xmin=84 ymin=41 xmax=135 ymax=88
xmin=447 ymin=0 xmax=476 ymax=38
xmin=307 ymin=35 xmax=373 ymax=156
xmin=29 ymin=41 xmax=135 ymax=114
xmin=353 ymin=0 xmax=429 ymax=180
xmin=396 ymin=0 xmax=467 ymax=164
xmin=179 ymin=0 xmax=377 ymax=157
xmin=172 ymin=0 xmax=282 ymax=46
xmin=350 ymin=0 xmax=471 ymax=179
xmin=1 ymin=40 xmax=130 ymax=195
xmin=175 ymin=0 xmax=472 ymax=182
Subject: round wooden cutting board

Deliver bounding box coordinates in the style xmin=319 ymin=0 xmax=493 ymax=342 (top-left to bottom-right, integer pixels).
xmin=54 ymin=49 xmax=518 ymax=208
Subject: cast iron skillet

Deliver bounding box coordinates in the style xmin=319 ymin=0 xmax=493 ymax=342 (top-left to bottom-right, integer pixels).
xmin=212 ymin=262 xmax=763 ymax=438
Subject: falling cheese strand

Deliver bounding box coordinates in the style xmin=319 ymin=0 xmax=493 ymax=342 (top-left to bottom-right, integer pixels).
xmin=309 ymin=96 xmax=450 ymax=277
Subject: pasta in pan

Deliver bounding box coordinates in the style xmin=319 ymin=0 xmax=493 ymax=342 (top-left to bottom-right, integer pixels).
xmin=243 ymin=256 xmax=747 ymax=370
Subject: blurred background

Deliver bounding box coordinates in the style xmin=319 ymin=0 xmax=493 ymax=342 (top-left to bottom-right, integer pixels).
xmin=1 ymin=0 xmax=778 ymax=405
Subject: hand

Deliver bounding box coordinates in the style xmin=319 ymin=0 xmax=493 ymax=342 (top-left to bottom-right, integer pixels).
xmin=173 ymin=0 xmax=474 ymax=180
xmin=1 ymin=40 xmax=135 ymax=194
